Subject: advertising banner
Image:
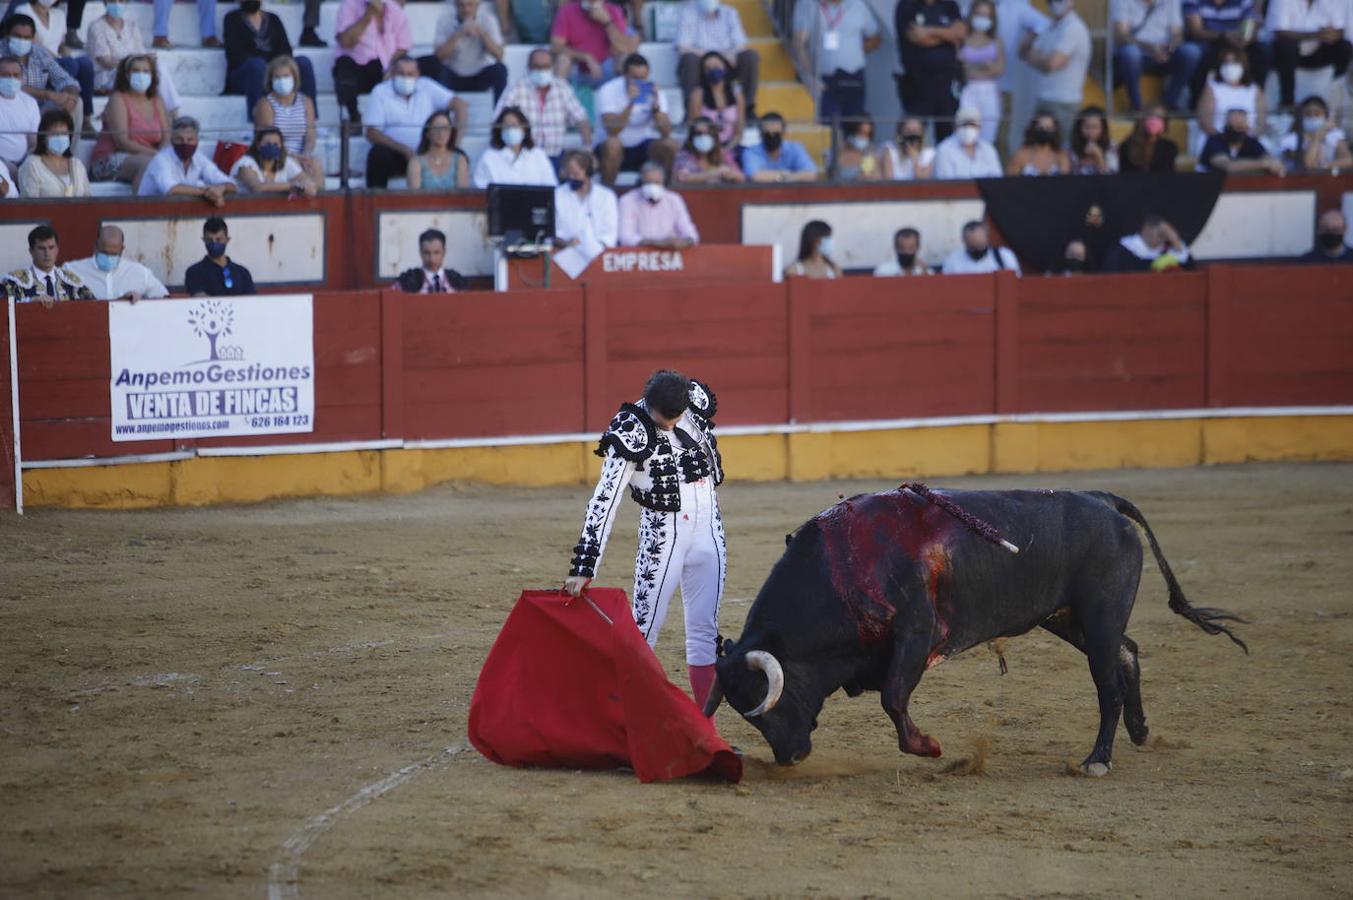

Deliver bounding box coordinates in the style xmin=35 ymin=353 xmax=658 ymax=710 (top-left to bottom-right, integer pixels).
xmin=109 ymin=295 xmax=315 ymax=442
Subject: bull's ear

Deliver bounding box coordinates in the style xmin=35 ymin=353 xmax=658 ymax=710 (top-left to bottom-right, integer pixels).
xmin=721 ymin=637 xmax=735 ymax=657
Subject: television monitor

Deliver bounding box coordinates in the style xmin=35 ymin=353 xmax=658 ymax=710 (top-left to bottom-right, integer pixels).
xmin=487 ymin=184 xmax=555 ymax=248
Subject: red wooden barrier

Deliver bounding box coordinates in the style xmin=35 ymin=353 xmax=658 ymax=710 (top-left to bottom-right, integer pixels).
xmin=788 ymin=274 xmax=997 ymax=422
xmin=1 ymin=302 xmax=16 ymax=507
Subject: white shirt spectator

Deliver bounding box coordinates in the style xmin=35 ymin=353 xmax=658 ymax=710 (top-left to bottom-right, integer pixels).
xmin=676 ymin=0 xmax=749 ymax=55
xmin=0 ymin=89 xmax=40 ymax=167
xmin=230 ymin=153 xmax=305 ymax=189
xmin=1032 ymin=11 xmax=1091 ymax=104
xmin=473 ymin=144 xmax=559 ymax=187
xmin=594 ymin=75 xmax=670 ymax=148
xmin=1278 ymin=127 xmax=1349 ymax=166
xmin=1266 ymin=0 xmax=1348 ymax=42
xmin=873 ymin=257 xmax=932 ymax=275
xmin=136 ymin=145 xmax=235 ymax=196
xmin=555 ymin=181 xmax=619 ymax=266
xmin=1110 ymin=0 xmax=1183 ymax=48
xmin=365 ymin=78 xmax=457 ymax=151
xmin=883 ymin=143 xmax=936 ymax=180
xmin=66 ymin=255 xmax=170 ymax=300
xmin=941 ymin=245 xmax=1021 ymax=273
xmin=933 ymin=134 xmax=1003 ymax=178
xmin=434 ymin=3 xmax=504 ymax=78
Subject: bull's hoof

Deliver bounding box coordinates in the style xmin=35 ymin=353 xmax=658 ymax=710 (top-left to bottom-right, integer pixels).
xmin=1127 ymin=717 xmax=1150 ymax=746
xmin=1082 ymin=761 xmax=1112 ymax=777
xmin=902 ymin=735 xmax=942 ymax=758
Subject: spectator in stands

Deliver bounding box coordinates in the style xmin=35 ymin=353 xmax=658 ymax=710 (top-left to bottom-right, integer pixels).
xmin=554 ymin=148 xmax=617 ymax=264
xmin=90 ymin=54 xmax=168 ymax=186
xmin=1019 ymin=0 xmax=1090 ymax=141
xmin=1199 ymin=106 xmax=1283 ymax=173
xmin=688 ymin=50 xmax=743 ymax=151
xmin=18 ymin=107 xmax=87 ymax=195
xmin=831 ymin=115 xmax=882 ymax=180
xmin=364 ymin=54 xmax=468 ymax=189
xmin=873 ymin=226 xmax=932 ymax=275
xmin=1101 ymin=213 xmax=1193 ymax=271
xmin=1183 ymin=0 xmax=1267 ymax=108
xmin=0 ymin=54 xmax=39 ymax=181
xmin=1267 ymin=0 xmax=1351 ymax=110
xmin=941 ymin=220 xmax=1020 ymax=273
xmin=1007 ymin=112 xmax=1070 ymax=175
xmin=785 ymin=219 xmax=840 ymax=278
xmin=933 ymin=103 xmax=1001 ymax=178
xmin=231 ymin=125 xmax=318 ymax=195
xmin=958 ymin=1 xmax=1002 ymax=145
xmin=994 ymin=0 xmax=1048 ymax=157
xmin=254 ymin=55 xmax=319 ymax=180
xmin=895 ymin=0 xmax=963 ymax=142
xmin=333 ymin=0 xmax=412 ymax=124
xmin=495 ymin=48 xmax=593 ymax=164
xmin=1327 ymin=66 xmax=1353 ymax=132
xmin=2 ymin=224 xmax=93 ymax=305
xmin=1118 ymin=104 xmax=1179 ymax=172
xmin=673 ymin=113 xmax=744 ymax=182
xmin=796 ymin=0 xmax=880 ymax=123
xmin=596 ymin=52 xmax=677 ymax=185
xmin=423 ymin=0 xmax=508 ymax=103
xmin=186 ymin=217 xmax=256 ymax=296
xmin=223 ymin=0 xmax=317 ymax=122
xmin=13 ymin=0 xmax=93 ymax=135
xmin=474 ymin=105 xmax=558 ymax=186
xmin=618 ymin=160 xmax=699 ymax=247
xmin=550 ymin=0 xmax=635 ymax=86
xmin=676 ymin=0 xmax=759 ymax=117
xmin=4 ymin=14 xmax=82 ymax=137
xmin=743 ymin=111 xmax=818 ymax=181
xmin=408 ymin=109 xmax=470 ymax=188
xmin=85 ymin=2 xmax=182 ymax=116
xmin=147 ymin=0 xmax=220 ymax=49
xmin=137 ymin=115 xmax=238 ymax=202
xmin=1281 ymin=95 xmax=1353 ymax=171
xmin=67 ymin=225 xmax=170 ymax=301
xmin=1069 ymin=106 xmax=1117 ymax=173
xmin=396 ymin=228 xmax=467 ymax=291
xmin=495 ymin=0 xmax=552 ymax=45
xmin=1059 ymin=238 xmax=1088 ymax=273
xmin=882 ymin=116 xmax=935 ymax=179
xmin=1111 ymin=0 xmax=1193 ymax=112
xmin=1298 ymin=208 xmax=1353 ymax=263
xmin=1196 ymin=43 xmax=1266 ymax=143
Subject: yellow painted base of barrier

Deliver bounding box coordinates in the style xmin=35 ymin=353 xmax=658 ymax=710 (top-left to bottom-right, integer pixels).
xmin=21 ymin=415 xmax=1353 ymax=509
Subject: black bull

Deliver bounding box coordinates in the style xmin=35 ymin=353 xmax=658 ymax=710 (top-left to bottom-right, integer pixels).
xmin=706 ymin=487 xmax=1247 ymax=775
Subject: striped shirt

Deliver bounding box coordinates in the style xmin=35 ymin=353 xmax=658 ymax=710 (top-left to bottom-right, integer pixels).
xmin=266 ymin=93 xmax=310 ymax=154
xmin=675 ymin=1 xmax=748 ymax=53
xmin=495 ymin=76 xmax=588 ymax=156
xmin=18 ymin=43 xmax=75 ymax=93
xmin=1181 ymin=0 xmax=1256 ymax=34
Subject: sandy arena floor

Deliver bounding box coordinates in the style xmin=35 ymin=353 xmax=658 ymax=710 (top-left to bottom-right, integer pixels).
xmin=2 ymin=462 xmax=1352 ymax=898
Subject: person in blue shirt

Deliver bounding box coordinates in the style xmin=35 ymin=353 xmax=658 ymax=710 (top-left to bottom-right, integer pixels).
xmin=741 ymin=112 xmax=819 ymax=181
xmin=184 ymin=217 xmax=257 ymax=296
xmin=1182 ymin=0 xmax=1268 ymax=107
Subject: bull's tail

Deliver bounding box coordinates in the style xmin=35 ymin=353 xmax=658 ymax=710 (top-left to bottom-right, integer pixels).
xmin=1096 ymin=492 xmax=1249 ymax=654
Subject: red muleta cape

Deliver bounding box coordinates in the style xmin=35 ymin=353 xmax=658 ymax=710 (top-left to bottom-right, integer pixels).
xmin=468 ymin=588 xmax=742 ymax=783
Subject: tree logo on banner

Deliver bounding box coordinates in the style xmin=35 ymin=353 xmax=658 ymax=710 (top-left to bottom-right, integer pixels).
xmin=186 ymin=300 xmax=243 ymax=362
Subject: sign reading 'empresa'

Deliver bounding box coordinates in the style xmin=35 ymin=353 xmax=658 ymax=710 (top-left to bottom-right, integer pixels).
xmin=109 ymin=295 xmax=315 ymax=442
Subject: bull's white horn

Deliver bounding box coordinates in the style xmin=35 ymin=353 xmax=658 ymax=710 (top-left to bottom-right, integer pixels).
xmin=743 ymin=650 xmax=784 ymax=717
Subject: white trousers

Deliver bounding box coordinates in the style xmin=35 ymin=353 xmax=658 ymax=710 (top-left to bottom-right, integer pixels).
xmin=630 ymin=481 xmax=727 ymax=666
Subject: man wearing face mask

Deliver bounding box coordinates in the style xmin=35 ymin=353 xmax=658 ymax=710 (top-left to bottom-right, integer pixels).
xmin=137 ymin=115 xmax=237 ymax=202
xmin=941 ymin=220 xmax=1021 ymax=274
xmin=185 ymin=217 xmax=257 ymax=297
xmin=3 ymin=14 xmax=83 ymax=138
xmin=553 ymin=148 xmax=618 ymax=274
xmin=895 ymin=0 xmax=966 ymax=143
xmin=933 ymin=104 xmax=1002 ymax=177
xmin=742 ymin=110 xmax=818 ymax=181
xmin=68 ymin=225 xmax=170 ymax=302
xmin=617 ymin=160 xmax=699 ymax=248
xmin=494 ymin=48 xmax=593 ymax=162
xmin=1101 ymin=214 xmax=1194 ymax=272
xmin=1199 ymin=106 xmax=1283 ymax=174
xmin=1298 ymin=209 xmax=1353 ymax=263
xmin=873 ymin=227 xmax=933 ymax=275
xmin=1019 ymin=0 xmax=1090 ymax=141
xmin=222 ymin=0 xmax=317 ymax=120
xmin=595 ymin=52 xmax=678 ymax=186
xmin=676 ymin=0 xmax=760 ymax=116
xmin=0 ymin=54 xmax=40 ymax=182
xmin=364 ymin=53 xmax=467 ymax=189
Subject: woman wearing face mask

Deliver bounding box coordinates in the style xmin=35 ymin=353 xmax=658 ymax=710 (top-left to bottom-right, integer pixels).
xmin=957 ymin=0 xmax=1004 ymax=145
xmin=90 ymin=54 xmax=169 ymax=186
xmin=18 ymin=108 xmax=90 ymax=197
xmin=407 ymin=110 xmax=470 ymax=189
xmin=1279 ymin=95 xmax=1353 ymax=172
xmin=253 ymin=55 xmax=321 ymax=182
xmin=883 ymin=117 xmax=935 ymax=180
xmin=784 ymin=219 xmax=841 ymax=279
xmin=1069 ymin=105 xmax=1118 ymax=174
xmin=223 ymin=0 xmax=318 ymax=121
xmin=84 ymin=0 xmax=182 ymax=116
xmin=230 ymin=125 xmax=318 ymax=195
xmin=687 ymin=51 xmax=744 ymax=150
xmin=1006 ymin=113 xmax=1070 ymax=175
xmin=672 ymin=115 xmax=744 ymax=183
xmin=1196 ymin=46 xmax=1265 ymax=145
xmin=831 ymin=116 xmax=881 ymax=181
xmin=473 ymin=105 xmax=558 ymax=187
xmin=1118 ymin=104 xmax=1179 ymax=173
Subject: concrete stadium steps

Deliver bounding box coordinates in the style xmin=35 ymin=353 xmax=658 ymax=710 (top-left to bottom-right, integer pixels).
xmin=747 ymin=36 xmax=796 ymax=82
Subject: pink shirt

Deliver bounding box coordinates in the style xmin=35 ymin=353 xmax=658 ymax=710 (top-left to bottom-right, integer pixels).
xmin=335 ymin=0 xmax=412 ymax=68
xmin=617 ymin=189 xmax=700 ymax=246
xmin=551 ymin=1 xmax=627 ymax=63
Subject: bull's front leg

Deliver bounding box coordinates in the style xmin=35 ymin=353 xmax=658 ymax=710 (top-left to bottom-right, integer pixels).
xmin=881 ymin=628 xmax=942 ymax=758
